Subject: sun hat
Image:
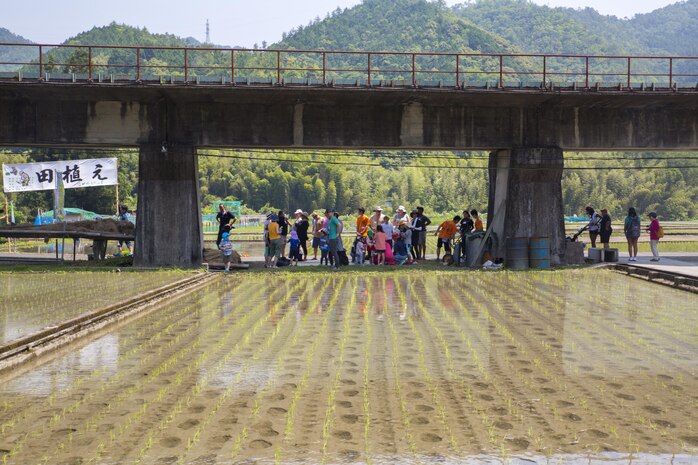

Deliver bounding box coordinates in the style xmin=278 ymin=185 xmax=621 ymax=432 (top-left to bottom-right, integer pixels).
xmin=397 ymin=205 xmax=406 ymax=212
xmin=648 ymin=212 xmax=657 ymax=218
xmin=221 ymin=232 xmax=230 ymax=239
xmin=295 ymin=209 xmax=303 ymax=215
xmin=374 ymin=206 xmax=383 ymax=211
xmin=302 ymin=211 xmax=309 ymax=218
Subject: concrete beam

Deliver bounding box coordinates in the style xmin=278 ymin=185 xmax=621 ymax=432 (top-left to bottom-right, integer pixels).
xmin=134 ymin=143 xmax=203 ymax=267
xmin=2 ymin=84 xmax=698 ymax=150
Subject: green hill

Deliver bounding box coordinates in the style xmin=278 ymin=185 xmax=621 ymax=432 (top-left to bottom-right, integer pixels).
xmin=0 ymin=27 xmax=35 ymax=71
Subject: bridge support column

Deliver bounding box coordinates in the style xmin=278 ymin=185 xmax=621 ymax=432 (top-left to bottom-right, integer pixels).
xmin=134 ymin=144 xmax=203 ymax=267
xmin=487 ymin=147 xmax=566 ymax=265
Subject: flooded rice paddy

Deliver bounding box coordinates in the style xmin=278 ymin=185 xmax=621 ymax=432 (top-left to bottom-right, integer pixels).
xmin=0 ymin=269 xmax=696 ymax=464
xmin=0 ymin=271 xmax=190 ymax=344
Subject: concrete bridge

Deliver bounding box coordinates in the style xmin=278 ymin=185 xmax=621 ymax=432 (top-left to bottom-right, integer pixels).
xmin=1 ymin=45 xmax=697 ymax=266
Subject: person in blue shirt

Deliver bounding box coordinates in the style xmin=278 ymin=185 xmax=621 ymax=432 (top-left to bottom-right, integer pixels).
xmin=289 ymin=230 xmax=301 ymax=266
xmin=219 ymin=232 xmax=233 ymax=272
xmin=325 ymin=209 xmax=341 ymax=269
xmin=319 ymin=230 xmax=330 ymax=265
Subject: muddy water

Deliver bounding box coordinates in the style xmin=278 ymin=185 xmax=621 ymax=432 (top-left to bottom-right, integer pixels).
xmin=0 ymin=271 xmax=191 ymax=344
xmin=0 ymin=270 xmax=696 ymax=464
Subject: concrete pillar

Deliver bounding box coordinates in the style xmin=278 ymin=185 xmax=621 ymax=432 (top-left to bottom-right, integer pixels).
xmin=488 ymin=147 xmax=566 ymax=265
xmin=134 ymin=143 xmax=203 ymax=267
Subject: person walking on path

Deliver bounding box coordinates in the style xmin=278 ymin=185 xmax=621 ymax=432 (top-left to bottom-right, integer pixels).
xmin=584 ymin=206 xmax=602 ymax=248
xmin=599 ymin=208 xmax=613 ymax=249
xmin=326 ymin=209 xmax=342 ymax=270
xmin=646 ymin=212 xmax=662 ymax=261
xmin=215 ymin=204 xmax=237 ymax=249
xmin=624 ymin=207 xmax=641 ymax=262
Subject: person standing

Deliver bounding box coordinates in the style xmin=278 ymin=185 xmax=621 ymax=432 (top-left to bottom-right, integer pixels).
xmin=459 ymin=210 xmax=474 ymax=261
xmin=311 ymin=212 xmax=323 ymax=260
xmin=267 ymin=214 xmax=282 ymax=267
xmin=373 ymin=225 xmax=387 ymax=265
xmin=294 ymin=210 xmax=310 ymax=261
xmin=393 ymin=206 xmax=410 ymax=227
xmin=216 ymin=204 xmax=237 ymax=249
xmin=471 ymin=209 xmax=483 ymax=232
xmin=370 ymin=206 xmax=385 ymax=234
xmin=416 ymin=206 xmax=431 ymax=260
xmin=219 ymin=232 xmax=233 ymax=272
xmin=277 ymin=211 xmax=290 ymax=258
xmin=381 ymin=216 xmax=394 ymax=248
xmin=584 ymin=206 xmax=602 ymax=248
xmin=356 ymin=207 xmax=370 ymax=237
xmin=326 ymin=209 xmax=341 ymax=270
xmin=599 ymin=208 xmax=613 ymax=249
xmin=646 ymin=212 xmax=661 ymax=262
xmin=624 ymin=207 xmax=641 ymax=262
xmin=410 ymin=210 xmax=421 ymax=262
xmin=116 ymin=205 xmax=133 ymax=255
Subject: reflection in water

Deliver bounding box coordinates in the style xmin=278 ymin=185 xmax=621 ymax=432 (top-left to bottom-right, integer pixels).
xmin=0 ymin=270 xmax=696 ymax=465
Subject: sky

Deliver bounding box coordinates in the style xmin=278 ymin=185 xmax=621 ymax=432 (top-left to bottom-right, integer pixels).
xmin=2 ymin=0 xmax=681 ymax=48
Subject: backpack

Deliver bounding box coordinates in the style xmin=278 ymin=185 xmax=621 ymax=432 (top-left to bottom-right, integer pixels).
xmin=629 ymin=217 xmax=641 ymax=237
xmin=657 ymin=225 xmax=664 ymax=239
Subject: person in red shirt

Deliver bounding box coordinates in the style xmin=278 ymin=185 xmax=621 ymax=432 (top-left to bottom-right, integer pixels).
xmin=435 ymin=215 xmax=460 ymax=260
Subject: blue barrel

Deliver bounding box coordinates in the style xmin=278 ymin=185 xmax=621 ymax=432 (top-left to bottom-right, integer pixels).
xmin=529 ymin=237 xmax=551 ymax=269
xmin=506 ymin=237 xmax=529 ymax=269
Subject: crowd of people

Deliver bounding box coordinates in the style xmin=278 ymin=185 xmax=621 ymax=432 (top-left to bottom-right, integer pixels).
xmin=580 ymin=206 xmax=663 ymax=261
xmin=259 ymin=205 xmax=484 ymax=269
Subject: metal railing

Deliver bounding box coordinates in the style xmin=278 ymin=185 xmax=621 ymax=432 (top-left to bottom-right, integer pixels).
xmin=1 ymin=43 xmax=697 ymax=90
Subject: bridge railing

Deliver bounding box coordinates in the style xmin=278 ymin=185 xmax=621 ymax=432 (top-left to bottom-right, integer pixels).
xmin=1 ymin=43 xmax=697 ymax=90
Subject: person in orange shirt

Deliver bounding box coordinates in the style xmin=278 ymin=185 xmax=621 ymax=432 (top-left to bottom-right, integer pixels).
xmin=435 ymin=215 xmax=460 ymax=260
xmin=471 ymin=209 xmax=484 ymax=231
xmin=356 ymin=207 xmax=370 ymax=237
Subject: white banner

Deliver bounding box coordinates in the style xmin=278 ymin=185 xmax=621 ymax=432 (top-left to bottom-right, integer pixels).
xmin=2 ymin=158 xmax=118 ymax=193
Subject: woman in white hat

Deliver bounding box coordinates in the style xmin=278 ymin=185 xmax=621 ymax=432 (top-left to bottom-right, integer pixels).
xmin=393 ymin=205 xmax=410 ymax=227
xmin=370 ymin=206 xmax=385 ymax=233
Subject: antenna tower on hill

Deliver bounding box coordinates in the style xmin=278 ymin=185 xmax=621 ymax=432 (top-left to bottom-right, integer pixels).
xmin=206 ymin=19 xmax=210 ymax=43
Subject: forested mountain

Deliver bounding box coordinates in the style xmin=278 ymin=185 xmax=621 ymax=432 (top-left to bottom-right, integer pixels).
xmin=0 ymin=28 xmax=34 ymax=71
xmin=275 ymin=0 xmax=512 ymax=53
xmin=454 ymin=0 xmax=698 ymax=56
xmin=1 ymin=0 xmax=697 ymax=221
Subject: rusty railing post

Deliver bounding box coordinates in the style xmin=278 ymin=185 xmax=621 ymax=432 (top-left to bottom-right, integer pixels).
xmin=669 ymin=57 xmax=673 ymax=90
xmin=277 ymin=50 xmax=281 ymax=84
xmin=322 ymin=52 xmax=326 ymax=85
xmin=231 ymin=49 xmax=235 ymax=85
xmin=412 ymin=53 xmax=416 ymax=87
xmin=367 ymin=53 xmax=371 ymax=87
xmin=455 ymin=54 xmax=460 ymax=88
xmin=543 ymin=55 xmax=547 ymax=89
xmin=88 ymin=47 xmax=93 ymax=82
xmin=499 ymin=55 xmax=503 ymax=88
xmin=136 ymin=47 xmax=141 ymax=81
xmin=627 ymin=57 xmax=631 ymax=89
xmin=39 ymin=45 xmax=43 ymax=80
xmin=585 ymin=56 xmax=589 ymax=89
xmin=184 ymin=48 xmax=189 ymax=83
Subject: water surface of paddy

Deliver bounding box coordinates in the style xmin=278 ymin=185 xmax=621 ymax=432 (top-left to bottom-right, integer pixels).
xmin=0 ymin=270 xmax=696 ymax=464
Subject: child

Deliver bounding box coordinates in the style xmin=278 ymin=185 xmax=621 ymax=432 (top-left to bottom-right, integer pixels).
xmin=219 ymin=232 xmax=233 ymax=272
xmin=319 ymin=230 xmax=330 ymax=266
xmin=373 ymin=225 xmax=387 ymax=265
xmin=436 ymin=215 xmax=460 ymax=260
xmin=289 ymin=230 xmax=301 ymax=266
xmin=355 ymin=236 xmax=367 ymax=265
xmin=646 ymin=212 xmax=661 ymax=262
xmin=381 ymin=216 xmax=394 ymax=248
